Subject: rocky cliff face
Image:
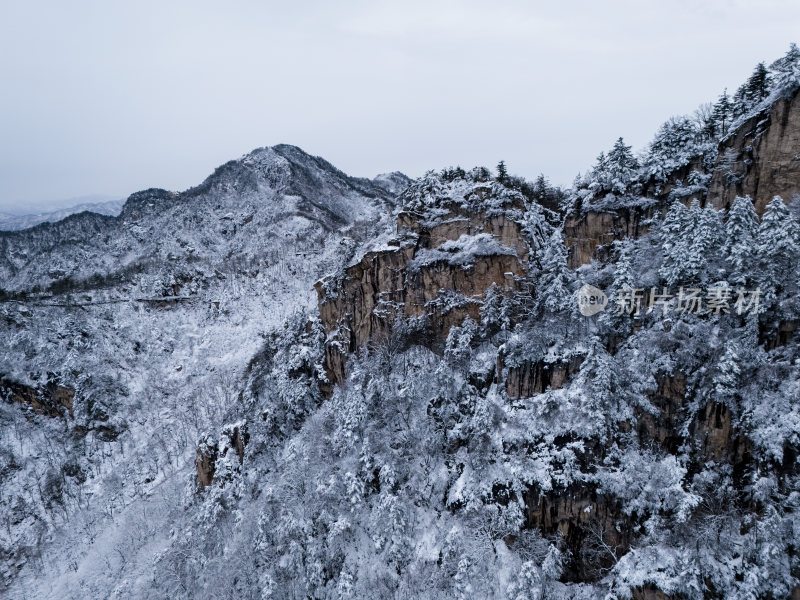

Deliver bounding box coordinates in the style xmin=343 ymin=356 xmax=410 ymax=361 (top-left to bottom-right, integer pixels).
xmin=0 ymin=377 xmax=74 ymax=418
xmin=638 ymin=373 xmax=754 ymax=473
xmin=502 ymin=353 xmax=584 ymax=399
xmin=523 ymin=482 xmax=632 ymax=581
xmin=316 ymin=175 xmax=536 ymax=389
xmin=308 ymin=106 xmax=800 ymax=595
xmin=709 ymin=85 xmax=800 ymax=215
xmin=564 ymin=207 xmax=652 ymax=269
xmin=564 ymin=84 xmax=800 ymax=268
xmin=195 ymin=423 xmax=247 ymax=490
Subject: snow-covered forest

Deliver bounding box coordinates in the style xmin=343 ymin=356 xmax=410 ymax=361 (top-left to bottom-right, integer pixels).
xmin=1 ymin=45 xmax=800 ymax=599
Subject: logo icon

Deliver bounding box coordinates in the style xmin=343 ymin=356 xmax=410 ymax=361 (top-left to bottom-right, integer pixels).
xmin=577 ymin=284 xmax=608 ymax=316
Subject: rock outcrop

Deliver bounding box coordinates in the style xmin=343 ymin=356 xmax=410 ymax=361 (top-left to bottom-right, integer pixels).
xmin=501 ymin=354 xmax=585 ymax=399
xmin=708 ymin=85 xmax=800 ymax=215
xmin=513 ymin=368 xmax=761 ymax=591
xmin=564 ymin=207 xmax=651 ymax=269
xmin=691 ymin=401 xmax=753 ymax=471
xmin=0 ymin=376 xmax=74 ymax=417
xmin=636 ymin=372 xmax=754 ymax=476
xmin=195 ymin=423 xmax=248 ymax=491
xmin=636 ymin=373 xmax=690 ymax=454
xmin=316 ymin=177 xmax=537 ymax=389
xmin=195 ymin=442 xmax=217 ymax=490
xmin=565 ymin=84 xmax=800 ymax=267
xmin=524 ymin=483 xmax=632 ymax=581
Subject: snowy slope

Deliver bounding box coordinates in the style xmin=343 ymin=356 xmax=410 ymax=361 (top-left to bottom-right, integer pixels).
xmin=0 ymin=145 xmax=404 ymax=291
xmin=0 ymin=145 xmax=408 ymax=597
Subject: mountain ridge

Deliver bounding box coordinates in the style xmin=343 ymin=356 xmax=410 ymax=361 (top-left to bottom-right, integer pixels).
xmin=0 ymin=144 xmax=409 ymax=292
xmin=0 ymin=198 xmax=125 ymax=232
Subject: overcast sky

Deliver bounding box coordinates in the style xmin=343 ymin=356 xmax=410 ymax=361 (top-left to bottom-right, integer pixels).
xmin=1 ymin=0 xmax=799 ymax=213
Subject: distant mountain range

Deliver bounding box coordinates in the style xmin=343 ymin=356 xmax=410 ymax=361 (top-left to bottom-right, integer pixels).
xmin=0 ymin=198 xmax=125 ymax=231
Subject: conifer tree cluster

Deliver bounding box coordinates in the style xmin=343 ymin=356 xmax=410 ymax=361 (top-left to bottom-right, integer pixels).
xmin=569 ymin=44 xmax=800 ymax=215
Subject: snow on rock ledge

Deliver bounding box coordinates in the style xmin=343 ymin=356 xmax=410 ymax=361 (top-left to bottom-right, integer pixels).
xmin=316 ymin=175 xmax=537 ymax=391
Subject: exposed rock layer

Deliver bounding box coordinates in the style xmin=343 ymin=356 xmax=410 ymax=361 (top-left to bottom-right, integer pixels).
xmin=317 ymin=193 xmax=528 ymax=389
xmin=565 ymin=85 xmax=800 ymax=267
xmin=0 ymin=377 xmax=74 ymax=417
xmin=564 ymin=207 xmax=650 ymax=269
xmin=709 ymin=86 xmax=800 ymax=215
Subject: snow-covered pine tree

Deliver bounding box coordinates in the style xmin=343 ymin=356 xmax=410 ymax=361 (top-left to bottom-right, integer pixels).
xmin=444 ymin=317 xmax=478 ymax=368
xmin=713 ymin=344 xmax=742 ymax=409
xmin=480 ymin=283 xmax=503 ymax=332
xmin=519 ymin=198 xmax=551 ymax=256
xmin=541 ymin=544 xmax=564 ymax=588
xmin=660 ymin=201 xmax=691 ymax=286
xmin=531 ymin=174 xmax=549 ymax=204
xmin=537 ymin=229 xmax=574 ymax=313
xmin=583 ymin=138 xmax=642 ymax=210
xmin=768 ymin=42 xmax=800 ymax=91
xmin=588 ymin=151 xmax=608 ymax=194
xmin=711 ymin=88 xmax=733 ymax=138
xmin=580 ymin=336 xmax=618 ymax=416
xmin=644 ymin=116 xmax=703 ymax=181
xmin=496 ymin=160 xmax=508 ymax=183
xmin=613 ymin=237 xmax=636 ymax=291
xmin=594 ymin=151 xmax=607 ymax=173
xmin=732 ymin=86 xmax=748 ymax=120
xmin=506 ymin=560 xmax=542 ymax=600
xmin=599 ymin=239 xmax=637 ymax=342
xmin=559 ymin=172 xmax=586 ymax=214
xmin=606 ymin=137 xmax=640 ymax=195
xmin=689 ymin=203 xmax=724 ymax=283
xmin=756 ymin=196 xmax=800 ymax=309
xmin=725 ymin=195 xmax=759 ymax=285
xmin=732 ymin=62 xmax=772 ymax=118
xmin=745 ymin=62 xmax=772 ymax=104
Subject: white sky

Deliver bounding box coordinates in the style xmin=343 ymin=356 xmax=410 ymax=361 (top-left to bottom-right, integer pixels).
xmin=1 ymin=0 xmax=799 ymax=212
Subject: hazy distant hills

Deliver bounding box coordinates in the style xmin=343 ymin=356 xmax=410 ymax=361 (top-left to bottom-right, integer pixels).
xmin=0 ymin=198 xmax=125 ymax=231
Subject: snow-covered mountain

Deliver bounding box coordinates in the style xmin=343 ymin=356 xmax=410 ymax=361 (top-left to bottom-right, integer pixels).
xmin=0 ymin=144 xmax=404 ymax=291
xmin=0 ymin=143 xmax=407 ymax=597
xmin=2 ymin=46 xmax=800 ymax=600
xmin=0 ymin=198 xmax=125 ymax=232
